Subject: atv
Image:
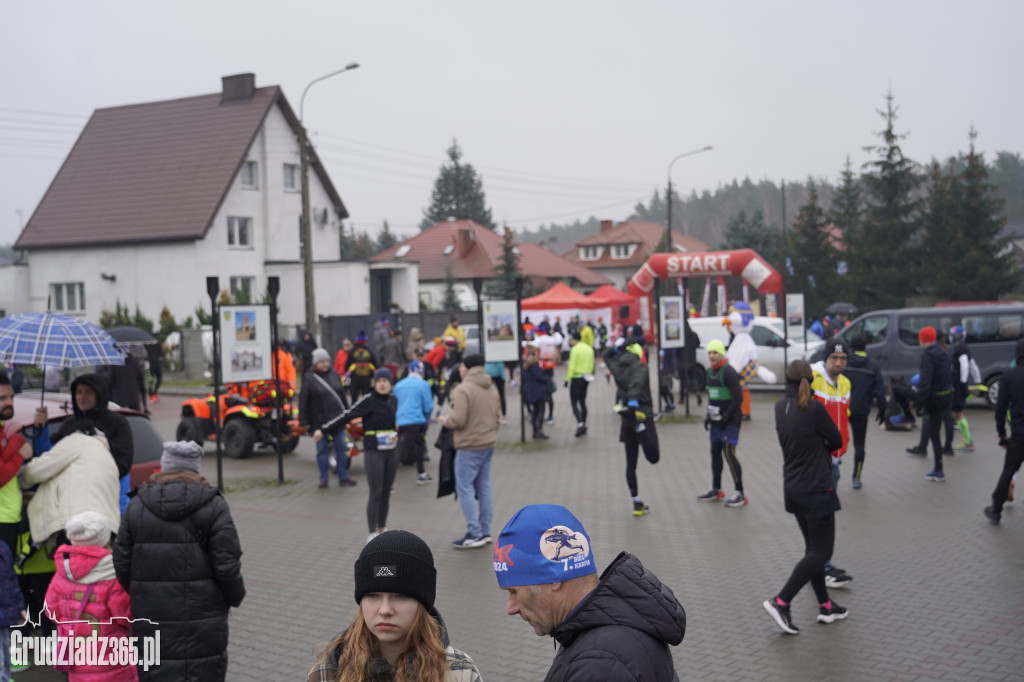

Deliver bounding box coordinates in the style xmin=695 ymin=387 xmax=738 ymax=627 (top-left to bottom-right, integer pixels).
xmin=176 ymin=379 xmax=303 ymax=459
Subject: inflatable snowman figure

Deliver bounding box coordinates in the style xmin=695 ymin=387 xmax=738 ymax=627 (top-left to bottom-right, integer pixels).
xmin=724 ymin=301 xmax=777 ymax=418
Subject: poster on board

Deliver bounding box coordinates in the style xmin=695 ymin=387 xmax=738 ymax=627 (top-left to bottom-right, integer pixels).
xmin=220 ymin=304 xmax=273 ymax=383
xmin=659 ymin=296 xmax=685 ymax=349
xmin=483 ymin=300 xmax=520 ymax=362
xmin=785 ymin=293 xmax=806 ymax=348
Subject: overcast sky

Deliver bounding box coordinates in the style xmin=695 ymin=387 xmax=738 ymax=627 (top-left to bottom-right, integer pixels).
xmin=1 ymin=1 xmax=1021 ymax=247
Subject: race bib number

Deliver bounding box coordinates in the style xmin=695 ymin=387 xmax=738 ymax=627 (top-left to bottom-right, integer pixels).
xmin=375 ymin=431 xmax=398 ymax=450
xmin=706 ymin=405 xmax=722 ymax=422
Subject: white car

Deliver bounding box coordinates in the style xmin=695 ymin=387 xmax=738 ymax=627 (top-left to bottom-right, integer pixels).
xmin=688 ymin=316 xmax=824 ymax=387
xmin=463 ymin=324 xmax=480 ymax=357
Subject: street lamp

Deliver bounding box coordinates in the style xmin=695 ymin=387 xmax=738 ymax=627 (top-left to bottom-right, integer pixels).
xmin=299 ymin=62 xmax=360 ymax=338
xmin=665 ymin=145 xmax=713 ymax=253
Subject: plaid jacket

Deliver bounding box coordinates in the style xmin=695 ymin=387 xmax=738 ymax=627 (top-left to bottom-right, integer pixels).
xmin=306 ymin=644 xmax=483 ymax=682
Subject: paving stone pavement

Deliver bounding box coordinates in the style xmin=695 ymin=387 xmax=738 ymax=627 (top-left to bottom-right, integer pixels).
xmin=19 ymin=371 xmax=1024 ymax=681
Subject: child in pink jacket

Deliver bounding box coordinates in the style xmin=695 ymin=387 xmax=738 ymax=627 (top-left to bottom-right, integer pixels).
xmin=45 ymin=511 xmax=138 ymax=681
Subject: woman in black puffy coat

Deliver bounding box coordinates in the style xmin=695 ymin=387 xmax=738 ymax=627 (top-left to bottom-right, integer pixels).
xmin=114 ymin=441 xmax=246 ymax=681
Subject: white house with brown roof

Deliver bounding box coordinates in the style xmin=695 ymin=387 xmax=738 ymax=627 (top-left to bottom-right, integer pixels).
xmin=13 ymin=73 xmax=418 ymax=329
xmin=562 ymin=220 xmax=710 ymax=289
xmin=372 ymin=219 xmax=611 ymax=310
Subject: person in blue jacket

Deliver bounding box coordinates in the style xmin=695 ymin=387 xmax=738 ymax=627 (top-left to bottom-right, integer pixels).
xmin=393 ymin=361 xmax=434 ymax=485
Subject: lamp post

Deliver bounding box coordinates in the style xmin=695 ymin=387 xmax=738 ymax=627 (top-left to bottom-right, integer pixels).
xmin=299 ymin=63 xmax=359 ymax=338
xmin=665 ymin=145 xmax=713 ymax=253
xmin=665 ymin=145 xmax=711 ymax=419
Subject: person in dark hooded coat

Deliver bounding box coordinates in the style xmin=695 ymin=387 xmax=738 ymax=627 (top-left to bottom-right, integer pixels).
xmin=495 ymin=504 xmax=685 ymax=681
xmin=114 ymin=441 xmax=245 ymax=681
xmin=50 ymin=372 xmax=133 ymax=480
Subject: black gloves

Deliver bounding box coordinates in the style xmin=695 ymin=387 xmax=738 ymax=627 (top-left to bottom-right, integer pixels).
xmin=703 ymin=417 xmax=710 ymax=431
xmin=875 ymin=409 xmax=886 ymax=426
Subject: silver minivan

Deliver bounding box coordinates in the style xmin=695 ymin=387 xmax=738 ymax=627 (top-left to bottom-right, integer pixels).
xmin=824 ymin=303 xmax=1024 ymax=407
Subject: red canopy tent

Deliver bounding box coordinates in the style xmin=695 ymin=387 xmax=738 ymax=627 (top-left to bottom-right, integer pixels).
xmin=587 ymin=285 xmax=639 ymax=324
xmin=522 ymin=282 xmax=607 ymax=310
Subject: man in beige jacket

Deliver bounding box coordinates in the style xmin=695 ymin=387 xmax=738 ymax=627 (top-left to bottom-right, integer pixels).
xmin=439 ymin=354 xmax=501 ymax=549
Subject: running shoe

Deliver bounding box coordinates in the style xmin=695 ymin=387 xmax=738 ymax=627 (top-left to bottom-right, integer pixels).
xmin=954 ymin=441 xmax=975 ymax=452
xmin=817 ymin=601 xmax=849 ymax=624
xmin=452 ymin=534 xmax=488 ymax=549
xmin=416 ymin=473 xmax=432 ymax=485
xmin=724 ymin=492 xmax=748 ymax=508
xmin=851 ymin=478 xmax=862 ymax=490
xmin=906 ymin=446 xmax=927 ymax=456
xmin=984 ymin=506 xmax=1001 ymax=525
xmin=925 ymin=470 xmax=946 ymax=482
xmin=632 ymin=500 xmax=650 ymax=517
xmin=697 ymin=489 xmax=725 ymax=502
xmin=824 ymin=568 xmax=852 ymax=588
xmin=763 ymin=598 xmax=799 ymax=634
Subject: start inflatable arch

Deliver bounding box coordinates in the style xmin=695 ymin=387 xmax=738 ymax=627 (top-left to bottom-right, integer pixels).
xmin=627 ymin=249 xmax=783 ymax=336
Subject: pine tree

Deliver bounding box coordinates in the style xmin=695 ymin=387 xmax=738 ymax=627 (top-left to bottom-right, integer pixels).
xmin=442 ymin=267 xmax=462 ymax=311
xmin=719 ymin=209 xmax=782 ymax=272
xmin=376 ymin=220 xmax=398 ymax=253
xmin=787 ymin=183 xmax=840 ymax=313
xmin=350 ymin=231 xmax=376 ymax=260
xmin=485 ymin=226 xmax=521 ymax=299
xmin=339 ymin=221 xmax=353 ymax=259
xmin=420 ymin=140 xmax=496 ymax=230
xmin=928 ymin=129 xmax=1019 ymax=299
xmin=849 ymin=91 xmax=922 ymax=309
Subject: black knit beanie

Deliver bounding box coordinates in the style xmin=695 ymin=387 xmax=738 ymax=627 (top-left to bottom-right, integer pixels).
xmin=354 ymin=530 xmax=436 ymax=610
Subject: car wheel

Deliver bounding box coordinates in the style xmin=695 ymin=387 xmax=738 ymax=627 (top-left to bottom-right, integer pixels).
xmin=283 ymin=436 xmax=301 ymax=453
xmin=222 ymin=419 xmax=256 ymax=459
xmin=985 ymin=374 xmax=1001 ymax=408
xmin=176 ymin=417 xmax=204 ymax=446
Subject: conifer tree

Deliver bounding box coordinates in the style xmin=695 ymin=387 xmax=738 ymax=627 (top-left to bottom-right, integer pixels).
xmin=420 ymin=140 xmax=496 ymax=230
xmin=787 ymin=183 xmax=840 ymax=313
xmin=376 ymin=220 xmax=398 ymax=253
xmin=849 ymin=91 xmax=922 ymax=308
xmin=923 ymin=129 xmax=1018 ymax=299
xmin=719 ymin=209 xmax=782 ymax=271
xmin=486 ymin=226 xmax=521 ymax=299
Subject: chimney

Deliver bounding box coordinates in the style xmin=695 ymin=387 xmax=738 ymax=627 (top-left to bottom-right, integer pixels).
xmin=456 ymin=228 xmax=475 ymax=257
xmin=221 ymin=73 xmax=256 ymax=103
xmin=600 ymin=220 xmax=614 ymax=234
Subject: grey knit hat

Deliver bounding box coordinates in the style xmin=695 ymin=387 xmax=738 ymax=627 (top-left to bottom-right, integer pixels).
xmin=161 ymin=440 xmax=204 ymax=473
xmin=312 ymin=348 xmax=331 ymax=366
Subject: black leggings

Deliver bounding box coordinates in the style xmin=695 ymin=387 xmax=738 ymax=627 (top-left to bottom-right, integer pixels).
xmin=570 ymin=378 xmax=589 ymax=425
xmin=710 ymin=440 xmax=743 ymax=492
xmin=850 ymin=414 xmax=868 ymax=480
xmin=924 ymin=395 xmax=953 ymax=471
xmin=778 ymin=510 xmax=835 ymax=604
xmin=531 ymin=399 xmax=546 ymax=435
xmin=622 ymin=417 xmax=660 ymax=497
xmin=992 ymin=439 xmax=1024 ymax=515
xmin=364 ymin=449 xmax=398 ymax=532
xmin=493 ymin=375 xmax=506 ymax=416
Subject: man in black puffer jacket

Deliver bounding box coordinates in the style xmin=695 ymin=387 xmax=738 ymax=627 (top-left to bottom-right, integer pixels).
xmin=494 ymin=504 xmax=685 ymax=681
xmin=916 ymin=326 xmax=954 ymax=482
xmin=114 ymin=441 xmax=245 ymax=681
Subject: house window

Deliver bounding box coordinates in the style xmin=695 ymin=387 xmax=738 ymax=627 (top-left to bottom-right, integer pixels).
xmin=228 ymin=217 xmax=253 ymax=249
xmin=51 ymin=282 xmax=85 ymax=313
xmin=283 ymin=163 xmax=299 ymax=191
xmin=230 ymin=276 xmax=256 ymax=302
xmin=611 ymin=244 xmax=633 ymax=259
xmin=580 ymin=246 xmax=602 ymax=260
xmin=240 ymin=160 xmax=258 ymax=189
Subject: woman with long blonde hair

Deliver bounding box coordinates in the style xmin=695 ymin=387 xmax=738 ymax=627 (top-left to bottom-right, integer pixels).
xmin=307 ymin=530 xmax=483 ymax=682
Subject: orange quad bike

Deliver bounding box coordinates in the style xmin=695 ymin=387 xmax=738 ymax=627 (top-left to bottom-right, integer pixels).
xmin=176 ymin=379 xmax=304 ymax=459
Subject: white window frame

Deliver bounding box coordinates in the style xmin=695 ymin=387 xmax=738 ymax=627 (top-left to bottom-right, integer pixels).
xmin=580 ymin=245 xmax=602 ymax=261
xmin=240 ymin=160 xmax=259 ymax=189
xmin=50 ymin=282 xmax=86 ymax=313
xmin=611 ymin=243 xmax=634 ymax=259
xmin=227 ymin=217 xmax=253 ymax=249
xmin=230 ymin=276 xmax=256 ymax=299
xmin=283 ymin=163 xmax=299 ymax=191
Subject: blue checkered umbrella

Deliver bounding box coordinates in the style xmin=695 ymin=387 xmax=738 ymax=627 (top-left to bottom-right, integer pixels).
xmin=0 ymin=312 xmax=125 ymax=369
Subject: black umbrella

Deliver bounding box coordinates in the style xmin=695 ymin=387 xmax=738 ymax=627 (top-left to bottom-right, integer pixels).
xmin=825 ymin=302 xmax=858 ymax=316
xmin=105 ymin=326 xmax=158 ymax=345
